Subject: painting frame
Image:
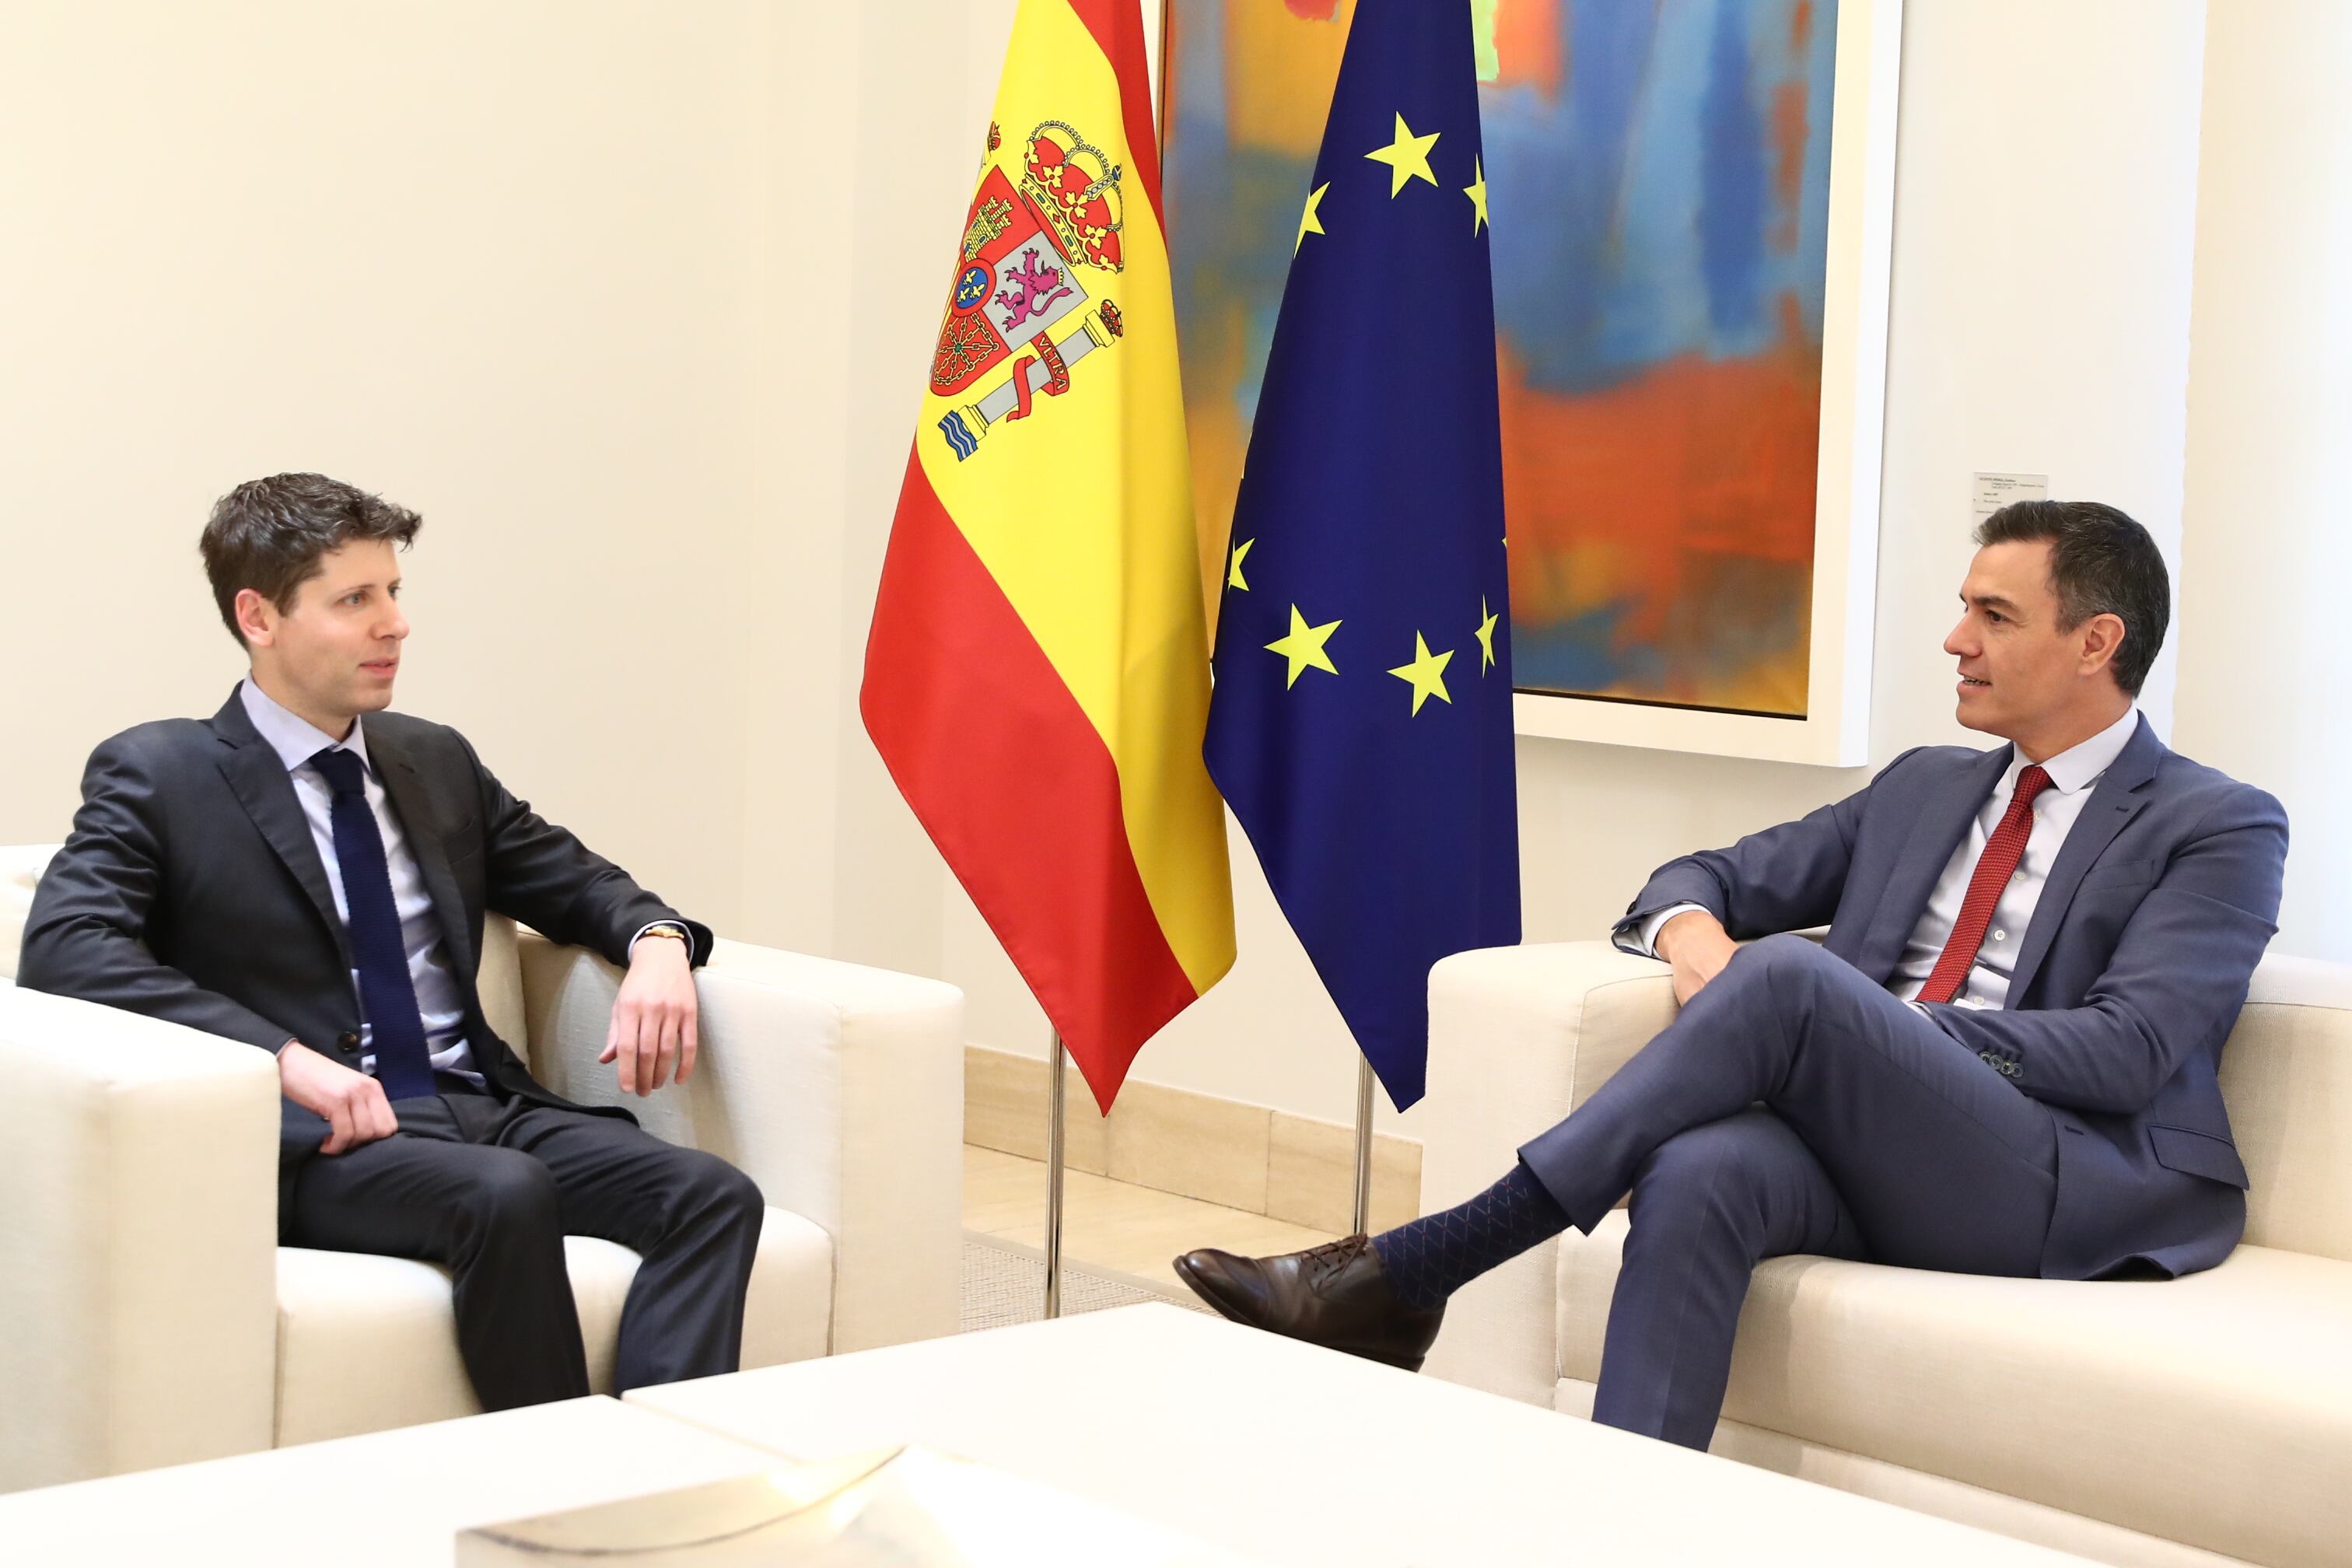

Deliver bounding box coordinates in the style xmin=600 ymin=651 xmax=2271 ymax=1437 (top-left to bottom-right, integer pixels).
xmin=1504 ymin=0 xmax=1902 ymax=767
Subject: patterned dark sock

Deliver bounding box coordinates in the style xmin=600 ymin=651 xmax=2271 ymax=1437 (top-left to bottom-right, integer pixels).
xmin=1370 ymin=1161 xmax=1571 ymax=1311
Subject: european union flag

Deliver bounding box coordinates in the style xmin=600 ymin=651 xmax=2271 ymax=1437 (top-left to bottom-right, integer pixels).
xmin=1203 ymin=0 xmax=1520 ymax=1112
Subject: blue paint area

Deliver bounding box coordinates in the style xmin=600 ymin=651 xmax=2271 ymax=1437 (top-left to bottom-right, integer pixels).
xmin=1510 ymin=601 xmax=1652 ymax=692
xmin=1167 ymin=145 xmax=1320 ymax=431
xmin=1480 ymin=0 xmax=1837 ymax=393
xmin=1699 ymin=0 xmax=1766 ymax=339
xmin=1163 ymin=0 xmax=1233 ymax=397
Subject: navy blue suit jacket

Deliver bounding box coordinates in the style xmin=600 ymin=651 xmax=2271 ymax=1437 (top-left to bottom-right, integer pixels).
xmin=18 ymin=688 xmax=714 ymax=1219
xmin=1624 ymin=715 xmax=2287 ymax=1279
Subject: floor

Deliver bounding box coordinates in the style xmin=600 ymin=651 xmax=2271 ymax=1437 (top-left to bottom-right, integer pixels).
xmin=962 ymin=1144 xmax=1340 ymax=1294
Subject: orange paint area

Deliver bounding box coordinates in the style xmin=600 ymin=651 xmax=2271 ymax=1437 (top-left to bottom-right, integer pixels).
xmin=1489 ymin=0 xmax=1565 ymax=96
xmin=1503 ymin=292 xmax=1821 ymax=712
xmin=1226 ymin=0 xmax=1354 ymax=155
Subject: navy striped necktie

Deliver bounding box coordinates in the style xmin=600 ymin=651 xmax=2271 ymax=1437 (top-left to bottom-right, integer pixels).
xmin=309 ymin=747 xmax=437 ymax=1099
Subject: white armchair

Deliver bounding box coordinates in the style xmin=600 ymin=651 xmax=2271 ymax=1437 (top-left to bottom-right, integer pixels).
xmin=1418 ymin=940 xmax=2352 ymax=1568
xmin=0 ymin=844 xmax=964 ymax=1494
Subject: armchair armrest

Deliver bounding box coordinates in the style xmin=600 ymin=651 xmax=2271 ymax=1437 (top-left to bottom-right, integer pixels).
xmin=516 ymin=933 xmax=964 ymax=1354
xmin=1418 ymin=942 xmax=1677 ymax=1407
xmin=0 ymin=986 xmax=279 ymax=1492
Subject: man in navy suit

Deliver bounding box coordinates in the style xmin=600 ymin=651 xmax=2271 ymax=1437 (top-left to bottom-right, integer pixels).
xmin=1177 ymin=500 xmax=2287 ymax=1450
xmin=19 ymin=473 xmax=766 ymax=1412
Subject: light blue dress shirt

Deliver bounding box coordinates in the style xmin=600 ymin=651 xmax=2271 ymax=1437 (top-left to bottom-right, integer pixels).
xmin=239 ymin=677 xmax=478 ymax=1078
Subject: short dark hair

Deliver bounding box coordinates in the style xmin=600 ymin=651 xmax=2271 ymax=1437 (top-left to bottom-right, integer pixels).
xmin=199 ymin=473 xmax=422 ymax=646
xmin=1973 ymin=499 xmax=2169 ymax=697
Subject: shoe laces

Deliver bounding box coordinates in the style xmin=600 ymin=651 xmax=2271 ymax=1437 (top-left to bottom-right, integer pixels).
xmin=1301 ymin=1234 xmax=1374 ymax=1289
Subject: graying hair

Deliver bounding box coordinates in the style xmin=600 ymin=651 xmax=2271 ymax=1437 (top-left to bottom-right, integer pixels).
xmin=1973 ymin=499 xmax=2169 ymax=697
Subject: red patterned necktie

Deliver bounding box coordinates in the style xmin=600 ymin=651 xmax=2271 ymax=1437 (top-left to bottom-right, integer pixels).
xmin=1917 ymin=764 xmax=2053 ymax=1006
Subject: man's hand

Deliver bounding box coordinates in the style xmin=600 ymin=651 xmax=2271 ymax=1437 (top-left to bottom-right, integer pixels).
xmin=1656 ymin=909 xmax=1738 ymax=1006
xmin=279 ymin=1040 xmax=399 ymax=1155
xmin=601 ymin=936 xmax=698 ymax=1097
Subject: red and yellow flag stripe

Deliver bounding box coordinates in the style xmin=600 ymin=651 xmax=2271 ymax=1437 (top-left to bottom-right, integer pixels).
xmin=861 ymin=0 xmax=1234 ymax=1111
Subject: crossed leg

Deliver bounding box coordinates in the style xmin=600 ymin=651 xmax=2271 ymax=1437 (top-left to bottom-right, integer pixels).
xmin=1521 ymin=936 xmax=2060 ymax=1447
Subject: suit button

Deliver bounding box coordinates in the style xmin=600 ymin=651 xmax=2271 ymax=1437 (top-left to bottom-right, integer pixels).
xmin=336 ymin=1031 xmax=361 ymax=1054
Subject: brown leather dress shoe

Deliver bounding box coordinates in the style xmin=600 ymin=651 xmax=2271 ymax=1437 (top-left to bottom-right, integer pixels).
xmin=1172 ymin=1234 xmax=1444 ymax=1372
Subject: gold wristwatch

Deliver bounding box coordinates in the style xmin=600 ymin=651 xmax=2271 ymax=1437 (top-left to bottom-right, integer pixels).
xmin=638 ymin=922 xmax=690 ymax=947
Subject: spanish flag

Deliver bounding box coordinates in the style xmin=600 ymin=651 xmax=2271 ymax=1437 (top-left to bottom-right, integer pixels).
xmin=860 ymin=0 xmax=1234 ymax=1112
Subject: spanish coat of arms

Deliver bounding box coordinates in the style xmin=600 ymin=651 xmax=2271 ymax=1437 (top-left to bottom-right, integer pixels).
xmin=931 ymin=120 xmax=1128 ymax=462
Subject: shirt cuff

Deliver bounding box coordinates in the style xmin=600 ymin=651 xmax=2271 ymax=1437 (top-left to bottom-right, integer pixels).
xmin=1619 ymin=902 xmax=1710 ymax=959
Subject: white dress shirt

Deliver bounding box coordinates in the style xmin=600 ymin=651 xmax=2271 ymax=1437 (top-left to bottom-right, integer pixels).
xmin=240 ymin=677 xmax=478 ymax=1078
xmin=1627 ymin=706 xmax=2144 ymax=1013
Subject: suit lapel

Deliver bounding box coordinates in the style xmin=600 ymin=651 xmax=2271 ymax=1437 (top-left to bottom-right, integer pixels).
xmin=367 ymin=725 xmax=480 ymax=992
xmin=1853 ymin=744 xmax=2013 ymax=986
xmin=212 ymin=692 xmax=353 ymax=970
xmin=2007 ymin=713 xmax=2161 ymax=1005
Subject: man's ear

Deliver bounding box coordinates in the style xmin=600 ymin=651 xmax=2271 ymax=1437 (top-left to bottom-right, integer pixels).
xmin=2077 ymin=611 xmax=2126 ymax=679
xmin=234 ymin=587 xmax=276 ymax=649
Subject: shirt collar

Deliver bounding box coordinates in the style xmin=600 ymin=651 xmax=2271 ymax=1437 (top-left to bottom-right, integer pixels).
xmin=2005 ymin=705 xmax=2140 ymax=796
xmin=238 ymin=677 xmax=371 ymax=777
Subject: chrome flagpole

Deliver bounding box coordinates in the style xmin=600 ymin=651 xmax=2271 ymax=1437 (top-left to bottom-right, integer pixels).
xmin=1045 ymin=1032 xmax=1069 ymax=1318
xmin=1352 ymin=1057 xmax=1375 ymax=1235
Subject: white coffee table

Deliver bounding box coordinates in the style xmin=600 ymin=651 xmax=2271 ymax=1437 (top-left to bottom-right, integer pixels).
xmin=0 ymin=1396 xmax=785 ymax=1566
xmin=627 ymin=1303 xmax=2092 ymax=1566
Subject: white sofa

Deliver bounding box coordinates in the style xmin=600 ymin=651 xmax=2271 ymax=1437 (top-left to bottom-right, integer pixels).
xmin=0 ymin=843 xmax=964 ymax=1495
xmin=1419 ymin=943 xmax=2352 ymax=1568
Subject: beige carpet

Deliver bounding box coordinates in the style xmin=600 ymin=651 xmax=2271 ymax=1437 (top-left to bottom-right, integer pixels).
xmin=959 ymin=1233 xmax=1212 ymax=1334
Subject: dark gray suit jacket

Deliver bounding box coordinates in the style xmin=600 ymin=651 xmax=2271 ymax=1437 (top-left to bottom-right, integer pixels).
xmin=1622 ymin=715 xmax=2287 ymax=1279
xmin=17 ymin=687 xmax=714 ymax=1217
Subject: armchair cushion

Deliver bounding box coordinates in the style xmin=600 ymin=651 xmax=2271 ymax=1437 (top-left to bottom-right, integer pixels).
xmin=516 ymin=933 xmax=963 ymax=1355
xmin=1418 ymin=942 xmax=1676 ymax=1407
xmin=271 ymin=1211 xmax=832 ymax=1448
xmin=2217 ymin=955 xmax=2352 ymax=1261
xmin=1556 ymin=1215 xmax=2352 ymax=1568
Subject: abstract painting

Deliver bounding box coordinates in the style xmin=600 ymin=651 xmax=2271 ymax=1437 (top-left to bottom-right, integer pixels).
xmin=1162 ymin=0 xmax=1897 ymax=761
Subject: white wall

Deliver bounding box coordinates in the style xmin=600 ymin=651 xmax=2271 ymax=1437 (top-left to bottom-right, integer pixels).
xmin=0 ymin=0 xmax=771 ymax=935
xmin=942 ymin=0 xmax=2213 ymax=1135
xmin=740 ymin=0 xmax=972 ymax=980
xmin=2172 ymin=0 xmax=2352 ymax=964
xmin=0 ymin=0 xmax=965 ymax=975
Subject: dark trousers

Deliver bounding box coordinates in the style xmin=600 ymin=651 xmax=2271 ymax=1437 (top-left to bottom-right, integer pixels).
xmin=284 ymin=1080 xmax=767 ymax=1409
xmin=1517 ymin=935 xmax=2060 ymax=1450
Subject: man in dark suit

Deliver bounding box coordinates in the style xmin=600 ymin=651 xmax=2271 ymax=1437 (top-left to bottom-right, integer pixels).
xmin=18 ymin=472 xmax=766 ymax=1411
xmin=1176 ymin=500 xmax=2287 ymax=1450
